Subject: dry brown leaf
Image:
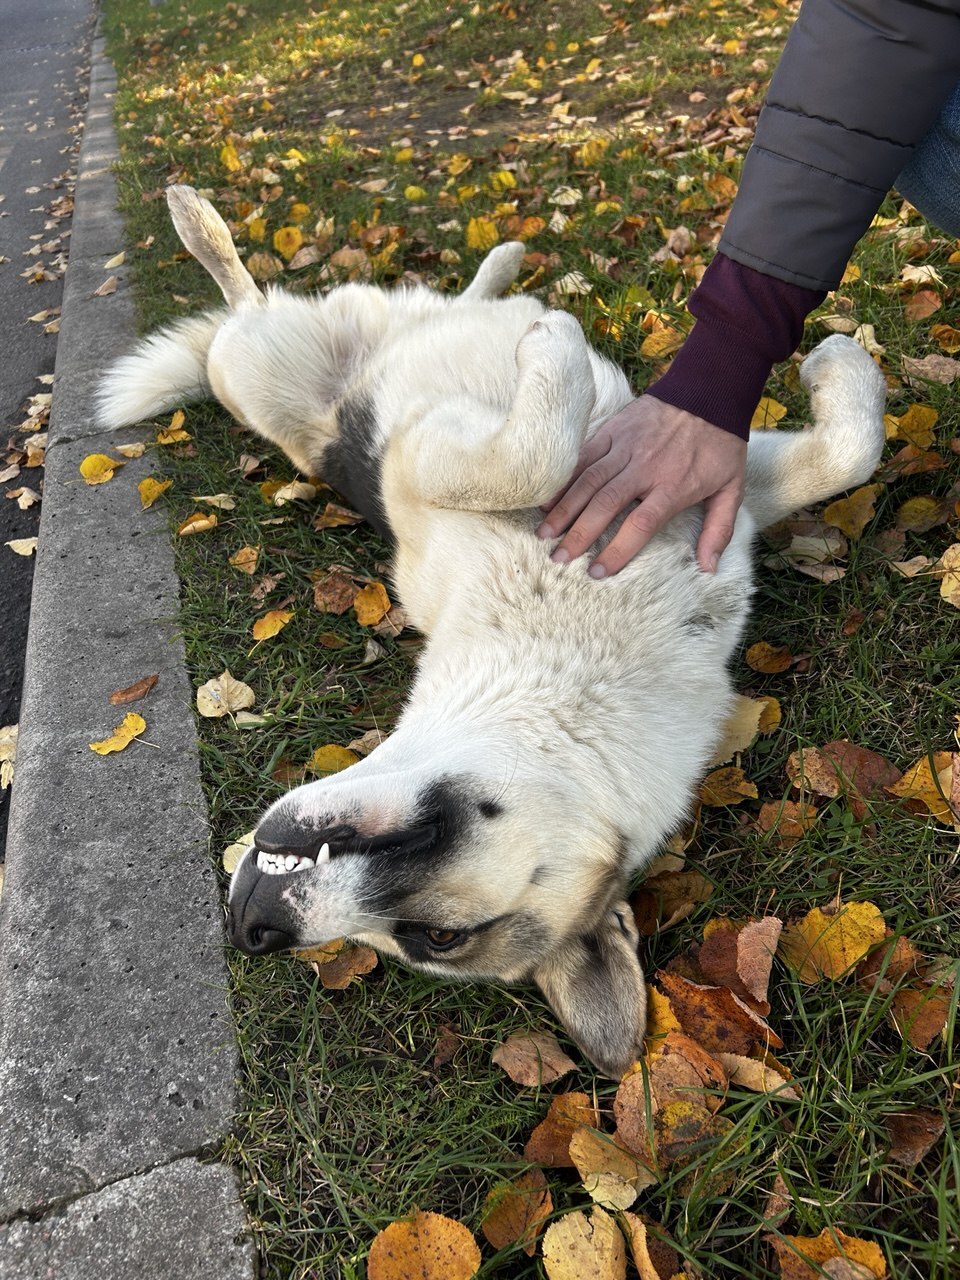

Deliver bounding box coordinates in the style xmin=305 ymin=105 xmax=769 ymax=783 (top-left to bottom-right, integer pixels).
xmin=884 ymin=1108 xmax=946 ymax=1166
xmin=109 ymin=673 xmax=159 ymax=705
xmin=311 ymin=943 xmax=378 ymax=989
xmin=314 ymin=501 xmax=364 ymax=529
xmin=764 ymin=1173 xmax=793 ymax=1228
xmin=524 ymin=1092 xmax=600 ymax=1167
xmin=618 ymin=1213 xmax=680 ymax=1280
xmin=746 ymin=641 xmax=793 ymax=674
xmin=766 ymin=1227 xmax=887 ymax=1279
xmin=889 ymin=961 xmax=956 ymax=1049
xmin=756 ymin=798 xmax=818 ymax=848
xmin=656 ymin=971 xmax=782 ymax=1053
xmin=631 ymin=869 xmax=713 ymax=935
xmin=823 ymin=484 xmax=881 ymax=538
xmin=779 ymin=901 xmax=886 ymax=983
xmin=481 ymin=1168 xmax=552 ymax=1257
xmin=541 ymin=1206 xmax=626 ymax=1280
xmin=901 ymin=351 xmax=960 ymax=384
xmin=710 ymin=694 xmax=771 ymax=764
xmin=229 ymin=545 xmax=260 ymax=575
xmin=699 ymin=916 xmax=783 ymax=1010
xmin=492 ymin=1030 xmax=576 ymax=1086
xmin=312 ymin=566 xmax=358 ymax=613
xmin=715 ymin=1052 xmax=800 ymax=1100
xmin=367 ymin=1208 xmax=480 ymax=1280
xmin=699 ymin=766 xmax=758 ymax=807
xmin=785 ymin=746 xmax=842 ymax=798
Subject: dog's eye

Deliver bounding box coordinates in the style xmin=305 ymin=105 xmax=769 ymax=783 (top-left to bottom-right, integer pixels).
xmin=423 ymin=927 xmax=464 ymax=950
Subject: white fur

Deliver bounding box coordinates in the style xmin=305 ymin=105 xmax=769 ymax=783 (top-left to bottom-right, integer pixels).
xmin=100 ymin=187 xmax=887 ymax=1075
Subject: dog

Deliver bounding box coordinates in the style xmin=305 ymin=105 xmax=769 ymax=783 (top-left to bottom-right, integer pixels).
xmin=99 ymin=186 xmax=886 ymax=1076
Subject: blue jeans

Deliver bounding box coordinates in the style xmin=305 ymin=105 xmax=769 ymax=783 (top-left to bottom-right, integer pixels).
xmin=896 ymin=78 xmax=960 ymax=236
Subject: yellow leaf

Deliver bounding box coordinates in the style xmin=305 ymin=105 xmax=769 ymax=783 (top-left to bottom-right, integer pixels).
xmin=114 ymin=442 xmax=146 ymax=459
xmin=354 ymin=580 xmax=391 ymax=625
xmin=228 ymin=545 xmax=260 ymax=575
xmin=88 ymin=712 xmax=147 ymax=756
xmin=778 ymin=901 xmax=886 ymax=983
xmin=404 ymin=185 xmax=428 ymax=201
xmin=411 ymin=51 xmax=425 ymax=67
xmin=541 ymin=1207 xmax=627 ymax=1280
xmin=156 ymin=410 xmax=191 ymax=444
xmin=639 ymin=327 xmax=684 ymax=359
xmin=750 ymin=397 xmax=787 ymax=429
xmin=767 ymin=1227 xmax=888 ymax=1279
xmin=887 ymin=751 xmax=958 ymax=825
xmin=220 ymin=142 xmax=242 ymax=172
xmin=887 ymin=403 xmax=938 ymax=447
xmin=937 ymin=544 xmax=960 ymax=609
xmin=251 ymin=609 xmax=293 ymax=641
xmin=222 ymin=830 xmax=255 ymax=875
xmin=447 ymin=153 xmax=472 ymax=176
xmin=367 ymin=1209 xmax=481 ymax=1280
xmin=177 ymin=511 xmax=218 ymax=536
xmin=138 ymin=477 xmax=172 ymax=509
xmin=79 ymin=453 xmax=124 ymax=485
xmin=896 ymin=494 xmax=943 ymax=532
xmin=699 ymin=766 xmax=759 ymax=806
xmin=196 ymin=670 xmax=256 ymax=719
xmin=394 ymin=147 xmax=414 ymax=163
xmin=465 ymin=216 xmax=499 ymax=251
xmin=5 ymin=538 xmax=38 ymax=556
xmin=489 ymin=169 xmax=517 ymax=193
xmin=273 ymin=226 xmax=303 ymax=261
xmin=307 ymin=744 xmax=360 ymax=775
xmin=823 ymin=483 xmax=881 ymax=538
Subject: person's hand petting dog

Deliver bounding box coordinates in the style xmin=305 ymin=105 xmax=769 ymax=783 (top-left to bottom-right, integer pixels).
xmin=536 ymin=393 xmax=748 ymax=577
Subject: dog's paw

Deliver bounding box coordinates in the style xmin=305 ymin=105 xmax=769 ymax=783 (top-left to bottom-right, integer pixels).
xmin=800 ymin=333 xmax=886 ymax=418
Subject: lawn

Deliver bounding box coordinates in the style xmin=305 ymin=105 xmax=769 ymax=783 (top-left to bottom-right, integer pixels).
xmin=101 ymin=1 xmax=959 ymax=1276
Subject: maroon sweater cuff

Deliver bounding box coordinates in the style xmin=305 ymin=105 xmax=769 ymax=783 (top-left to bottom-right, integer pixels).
xmin=646 ymin=252 xmax=826 ymax=440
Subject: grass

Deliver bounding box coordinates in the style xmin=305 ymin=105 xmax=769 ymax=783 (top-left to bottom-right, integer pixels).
xmin=101 ymin=1 xmax=959 ymax=1276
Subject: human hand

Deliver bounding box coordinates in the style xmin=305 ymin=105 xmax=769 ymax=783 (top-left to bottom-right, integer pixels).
xmin=536 ymin=394 xmax=748 ymax=576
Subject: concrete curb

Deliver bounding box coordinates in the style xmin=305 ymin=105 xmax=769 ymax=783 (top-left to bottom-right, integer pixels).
xmin=0 ymin=25 xmax=254 ymax=1278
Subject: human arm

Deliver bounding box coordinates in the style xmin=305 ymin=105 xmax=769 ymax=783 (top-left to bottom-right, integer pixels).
xmin=541 ymin=0 xmax=960 ymax=574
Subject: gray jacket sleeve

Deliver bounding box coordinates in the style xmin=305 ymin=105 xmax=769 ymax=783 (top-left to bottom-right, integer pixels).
xmin=719 ymin=0 xmax=960 ymax=290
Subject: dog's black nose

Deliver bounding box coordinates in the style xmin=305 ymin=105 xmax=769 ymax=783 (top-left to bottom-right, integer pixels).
xmin=243 ymin=922 xmax=294 ymax=955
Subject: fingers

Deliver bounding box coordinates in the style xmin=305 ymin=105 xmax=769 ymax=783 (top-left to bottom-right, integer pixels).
xmin=696 ymin=483 xmax=743 ymax=574
xmin=582 ymin=489 xmax=684 ymax=578
xmin=539 ymin=431 xmax=615 ymax=521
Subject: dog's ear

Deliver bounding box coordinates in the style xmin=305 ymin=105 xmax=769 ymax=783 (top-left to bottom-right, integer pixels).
xmin=532 ymin=900 xmax=646 ymax=1079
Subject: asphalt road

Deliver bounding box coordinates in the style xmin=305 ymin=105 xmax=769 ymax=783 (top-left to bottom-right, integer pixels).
xmin=0 ymin=0 xmax=97 ymax=857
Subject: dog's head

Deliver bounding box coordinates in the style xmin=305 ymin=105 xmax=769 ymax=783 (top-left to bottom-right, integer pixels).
xmin=228 ymin=760 xmax=646 ymax=1077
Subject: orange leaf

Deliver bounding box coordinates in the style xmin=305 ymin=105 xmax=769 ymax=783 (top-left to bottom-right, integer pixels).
xmin=655 ymin=971 xmax=782 ymax=1053
xmin=745 ymin=641 xmax=793 ymax=674
xmin=481 ymin=1168 xmax=552 ymax=1256
xmin=109 ymin=673 xmax=159 ymax=705
xmin=177 ymin=511 xmax=217 ymax=536
xmin=367 ymin=1209 xmax=481 ymax=1280
xmin=354 ymin=580 xmax=391 ymax=626
xmin=251 ymin=609 xmax=293 ymax=641
xmin=524 ymin=1092 xmax=600 ymax=1167
xmin=766 ymin=1227 xmax=888 ymax=1279
xmin=699 ymin=766 xmax=758 ymax=807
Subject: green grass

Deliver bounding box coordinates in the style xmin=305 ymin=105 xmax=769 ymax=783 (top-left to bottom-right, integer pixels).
xmin=102 ymin=1 xmax=959 ymax=1276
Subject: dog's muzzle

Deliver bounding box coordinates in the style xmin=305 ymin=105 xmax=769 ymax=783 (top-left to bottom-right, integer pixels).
xmin=227 ymin=845 xmax=308 ymax=955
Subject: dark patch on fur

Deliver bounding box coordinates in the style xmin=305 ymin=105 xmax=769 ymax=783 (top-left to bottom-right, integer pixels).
xmin=320 ymin=396 xmax=392 ymax=541
xmin=478 ymin=798 xmax=503 ymax=819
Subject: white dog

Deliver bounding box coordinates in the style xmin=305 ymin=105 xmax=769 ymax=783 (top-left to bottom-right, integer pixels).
xmin=99 ymin=187 xmax=885 ymax=1076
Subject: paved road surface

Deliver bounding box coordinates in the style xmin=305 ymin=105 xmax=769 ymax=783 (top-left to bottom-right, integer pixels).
xmin=0 ymin=0 xmax=97 ymax=856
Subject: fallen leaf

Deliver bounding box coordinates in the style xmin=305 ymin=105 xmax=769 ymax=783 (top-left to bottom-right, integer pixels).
xmin=196 ymin=670 xmax=256 ymax=718
xmin=569 ymin=1126 xmax=656 ymax=1209
xmin=715 ymin=1052 xmax=800 ymax=1100
xmin=896 ymin=494 xmax=947 ymax=532
xmin=653 ymin=1097 xmax=737 ymax=1194
xmin=541 ymin=1207 xmax=626 ymax=1280
xmin=482 ymin=1168 xmax=552 ymax=1256
xmin=779 ymin=901 xmax=886 ymax=983
xmin=699 ymin=765 xmax=758 ymax=806
xmin=307 ymin=744 xmax=360 ymax=775
xmin=656 ymin=971 xmax=782 ymax=1053
xmin=314 ymin=501 xmax=364 ymax=528
xmin=310 ymin=942 xmax=378 ymax=989
xmin=766 ymin=1227 xmax=888 ymax=1279
xmin=251 ymin=609 xmax=293 ymax=641
xmin=751 ymin=397 xmax=787 ymax=428
xmin=367 ymin=1209 xmax=481 ymax=1280
xmin=138 ymin=476 xmax=172 ymax=509
xmin=901 ymin=352 xmax=960 ymax=385
xmin=699 ymin=916 xmax=783 ymax=1010
xmin=79 ymin=452 xmax=124 ymax=485
xmin=887 ymin=752 xmax=958 ymax=825
xmin=93 ymin=275 xmax=118 ymax=297
xmin=88 ymin=711 xmax=146 ymax=755
xmin=312 ymin=566 xmax=358 ymax=613
xmin=524 ymin=1092 xmax=600 ymax=1167
xmin=272 ymin=480 xmax=317 ymax=505
xmin=221 ymin=831 xmax=254 ymax=875
xmin=631 ymin=869 xmax=713 ymax=934
xmin=885 ymin=404 xmax=938 ymax=448
xmin=465 ymin=216 xmax=499 ymax=251
xmin=5 ymin=538 xmax=38 ymax=556
xmin=823 ymin=484 xmax=881 ymax=538
xmin=109 ymin=673 xmax=159 ymax=705
xmin=884 ymin=1108 xmax=946 ymax=1166
xmin=936 ymin=544 xmax=960 ymax=609
xmin=156 ymin=411 xmax=191 ymax=444
xmin=194 ymin=492 xmax=237 ymax=510
xmin=0 ymin=724 xmax=18 ymax=791
xmin=746 ymin=641 xmax=793 ymax=674
xmin=492 ymin=1030 xmax=576 ymax=1086
xmin=710 ymin=693 xmax=779 ymax=764
xmin=756 ymin=798 xmax=818 ymax=848
xmin=228 ymin=545 xmax=260 ymax=575
xmin=355 ymin=580 xmax=392 ymax=626
xmin=618 ymin=1213 xmax=680 ymax=1280
xmin=177 ymin=511 xmax=217 ymax=536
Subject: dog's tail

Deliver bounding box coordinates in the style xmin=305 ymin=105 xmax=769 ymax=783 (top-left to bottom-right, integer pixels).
xmin=98 ymin=186 xmax=265 ymax=430
xmin=742 ymin=334 xmax=886 ymax=530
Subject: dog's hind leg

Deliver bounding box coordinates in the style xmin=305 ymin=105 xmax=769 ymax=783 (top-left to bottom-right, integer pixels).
xmin=458 ymin=241 xmax=525 ymax=301
xmin=742 ymin=335 xmax=886 ymax=530
xmin=166 ymin=185 xmax=264 ymax=310
xmin=388 ymin=311 xmax=596 ymax=512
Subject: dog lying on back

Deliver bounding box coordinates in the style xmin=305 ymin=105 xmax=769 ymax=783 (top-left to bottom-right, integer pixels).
xmin=99 ymin=186 xmax=885 ymax=1076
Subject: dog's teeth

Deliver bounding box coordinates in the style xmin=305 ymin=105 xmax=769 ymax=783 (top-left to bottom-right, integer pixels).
xmin=296 ymin=857 xmax=315 ymax=871
xmin=317 ymin=842 xmax=330 ymax=864
xmin=256 ymin=851 xmax=268 ymax=872
xmin=283 ymin=854 xmax=298 ymax=870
